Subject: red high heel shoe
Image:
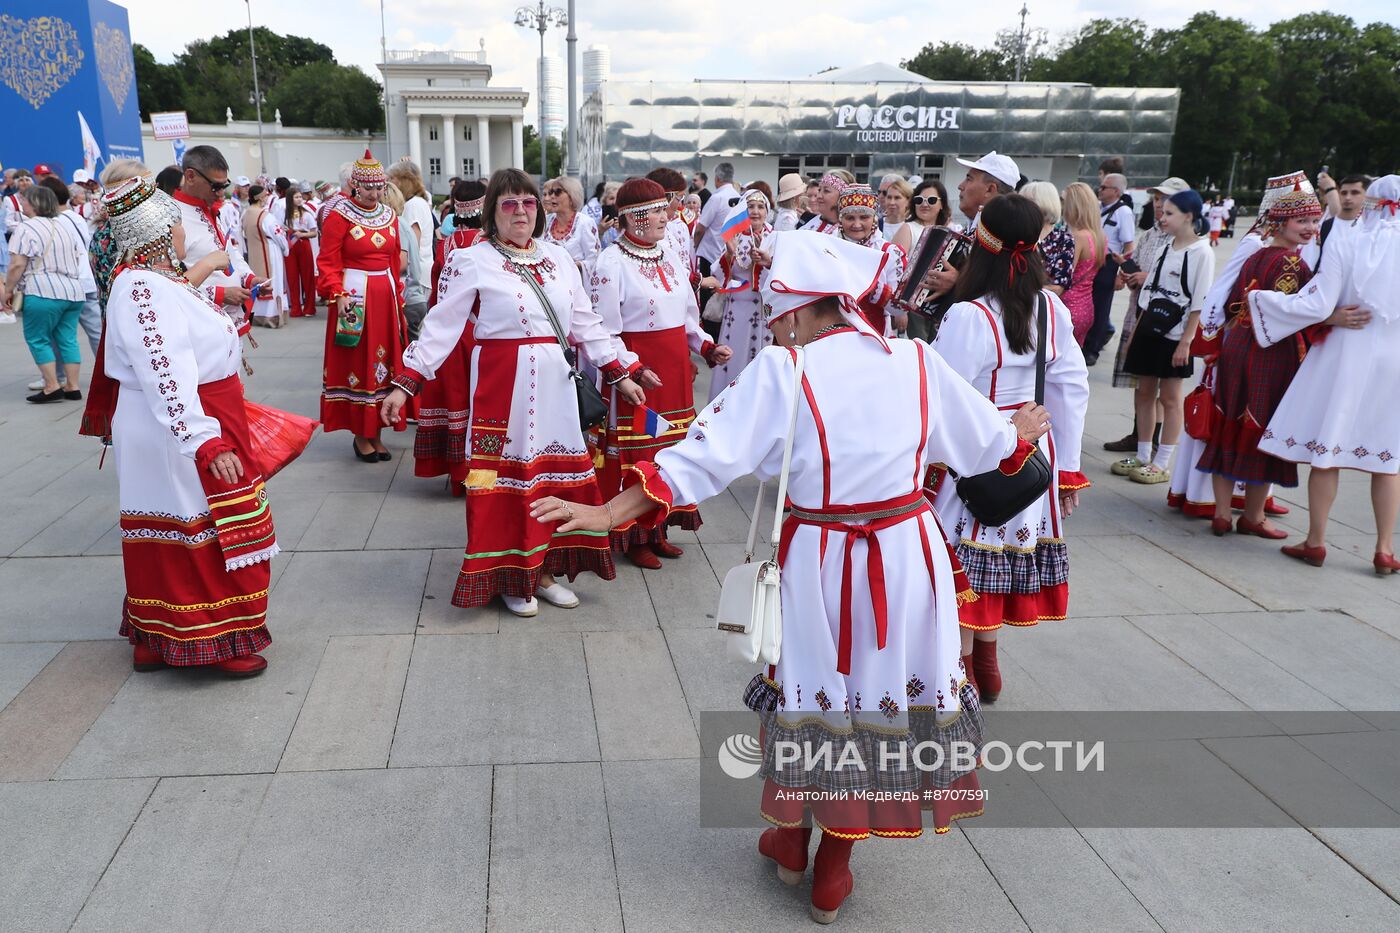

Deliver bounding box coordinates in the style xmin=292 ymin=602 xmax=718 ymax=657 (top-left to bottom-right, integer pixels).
xmin=972 ymin=640 xmax=1001 ymax=703
xmin=1375 ymin=552 xmax=1400 ymax=576
xmin=1211 ymin=517 xmax=1232 ymax=536
xmin=1237 ymin=517 xmax=1288 ymax=540
xmin=758 ymin=826 xmax=811 ymax=885
xmin=1281 ymin=542 xmax=1326 ymax=567
xmin=809 ymin=831 xmax=856 ymax=924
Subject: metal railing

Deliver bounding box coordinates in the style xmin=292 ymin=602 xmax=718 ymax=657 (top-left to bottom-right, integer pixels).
xmin=383 ymin=49 xmax=486 ymax=64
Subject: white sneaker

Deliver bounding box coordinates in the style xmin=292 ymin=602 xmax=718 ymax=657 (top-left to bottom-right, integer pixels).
xmin=0 ymin=311 xmax=16 ymax=324
xmin=536 ymin=582 xmax=579 ymax=609
xmin=28 ymin=379 xmax=45 ymax=390
xmin=503 ymin=595 xmax=539 ymax=617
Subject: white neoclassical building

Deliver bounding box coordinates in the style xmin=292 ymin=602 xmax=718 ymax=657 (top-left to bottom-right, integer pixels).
xmin=379 ymin=42 xmax=530 ymax=194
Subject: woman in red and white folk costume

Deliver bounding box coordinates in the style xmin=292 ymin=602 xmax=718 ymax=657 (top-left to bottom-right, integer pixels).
xmin=835 ymin=185 xmax=907 ymax=337
xmin=88 ymin=177 xmax=279 ymax=677
xmin=318 ymin=150 xmax=411 ymax=463
xmin=531 ymin=231 xmax=1050 ymax=924
xmin=382 ymin=169 xmax=646 ymax=618
xmin=799 ymin=172 xmax=850 ymax=234
xmin=646 ymin=167 xmax=698 ymax=286
xmin=590 ymin=178 xmax=732 ymax=569
xmin=707 ymin=187 xmax=773 ymax=399
xmin=415 ymin=180 xmax=486 ymax=494
xmin=542 ymin=175 xmax=600 ymax=270
xmin=1248 ymin=175 xmax=1400 ymax=574
xmin=931 ymin=195 xmax=1090 ymax=702
xmin=1195 ymin=188 xmax=1321 ymax=538
xmin=243 ymin=185 xmax=290 ymax=328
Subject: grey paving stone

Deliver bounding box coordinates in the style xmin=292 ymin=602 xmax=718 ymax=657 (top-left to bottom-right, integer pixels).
xmin=585 ymin=630 xmax=699 ymax=760
xmin=603 ymin=758 xmax=1027 ymax=932
xmin=268 ymin=548 xmax=431 ymax=636
xmin=645 ymin=546 xmax=721 ymax=630
xmin=280 ymin=634 xmax=413 ymax=771
xmin=0 ymin=640 xmax=132 ymax=782
xmin=416 ymin=547 xmax=500 ymax=634
xmin=56 ymin=637 xmax=323 ymax=780
xmin=1067 ymin=536 xmax=1250 ymax=619
xmin=0 ymin=641 xmax=63 ymax=712
xmin=295 ymin=491 xmax=386 ymax=551
xmin=258 ymin=488 xmax=326 ymax=553
xmin=0 ymin=556 xmax=125 ymax=642
xmin=0 ymin=777 xmax=156 ymax=933
xmin=488 ymin=762 xmax=623 ymax=933
xmin=1205 ymin=609 xmax=1400 ymax=709
xmin=0 ymin=496 xmax=81 ymax=556
xmin=666 ymin=625 xmax=754 ymax=727
xmin=70 ymin=774 xmax=272 ymax=933
xmin=211 ymin=767 xmax=491 ymax=932
xmin=13 ymin=495 xmax=118 ymax=557
xmin=1310 ymin=828 xmax=1400 ymax=903
xmin=391 ymin=633 xmax=600 ymax=766
xmin=1084 ymin=827 xmax=1400 ymax=931
xmin=1006 ymin=616 xmax=1248 ymax=711
xmin=366 ymin=481 xmax=466 ymax=549
xmin=1129 ymin=613 xmax=1353 ymax=712
xmin=962 ymin=828 xmax=1164 ymax=932
xmin=513 ymin=560 xmax=661 ymax=634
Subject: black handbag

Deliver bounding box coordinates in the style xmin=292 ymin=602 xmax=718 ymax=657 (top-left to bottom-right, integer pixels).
xmin=512 ymin=264 xmax=610 ymax=432
xmin=1140 ymin=245 xmax=1192 ymax=338
xmin=954 ymin=293 xmax=1054 ymax=528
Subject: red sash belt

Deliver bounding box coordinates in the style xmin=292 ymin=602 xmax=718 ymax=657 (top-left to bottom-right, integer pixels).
xmin=779 ymin=488 xmax=930 ymax=676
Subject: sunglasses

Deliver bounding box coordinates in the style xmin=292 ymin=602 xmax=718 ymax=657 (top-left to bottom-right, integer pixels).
xmin=499 ymin=196 xmax=538 ymax=213
xmin=543 ymin=188 xmax=564 ymax=196
xmin=192 ymin=167 xmax=230 ymax=191
xmin=911 ymin=195 xmax=941 ymax=205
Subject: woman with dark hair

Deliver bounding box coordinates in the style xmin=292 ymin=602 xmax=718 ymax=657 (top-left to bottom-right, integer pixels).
xmin=284 ymin=188 xmax=317 ymax=317
xmin=382 ymin=168 xmax=644 ymax=617
xmin=930 ymin=194 xmax=1090 ymax=703
xmin=415 ymin=179 xmax=487 ymax=493
xmin=911 ymin=178 xmax=952 ymax=230
xmin=318 ymin=150 xmax=412 ymax=462
xmin=243 ymin=184 xmax=289 ymax=328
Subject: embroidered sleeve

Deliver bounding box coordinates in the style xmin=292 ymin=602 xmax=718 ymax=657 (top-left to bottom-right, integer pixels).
xmin=109 ymin=274 xmax=223 ymax=457
xmin=402 ymin=245 xmax=480 ymax=381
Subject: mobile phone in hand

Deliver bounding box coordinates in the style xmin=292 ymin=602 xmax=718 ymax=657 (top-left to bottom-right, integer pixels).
xmin=1118 ymin=257 xmax=1141 ymax=276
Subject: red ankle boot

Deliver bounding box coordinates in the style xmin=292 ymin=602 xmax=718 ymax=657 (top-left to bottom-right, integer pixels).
xmin=809 ymin=831 xmax=855 ymax=924
xmin=213 ymin=655 xmax=268 ymax=678
xmin=650 ymin=535 xmax=685 ymax=559
xmin=133 ymin=641 xmax=165 ymax=672
xmin=758 ymin=826 xmax=811 ymax=885
xmin=961 ymin=654 xmax=978 ymax=696
xmin=626 ymin=544 xmax=662 ymax=569
xmin=972 ymin=640 xmax=1002 ymax=703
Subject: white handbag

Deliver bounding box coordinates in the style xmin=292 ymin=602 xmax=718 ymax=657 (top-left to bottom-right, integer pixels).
xmin=715 ymin=347 xmax=805 ymax=665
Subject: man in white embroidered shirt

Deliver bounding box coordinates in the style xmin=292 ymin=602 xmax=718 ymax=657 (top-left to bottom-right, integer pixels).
xmin=173 ymin=146 xmax=266 ymax=332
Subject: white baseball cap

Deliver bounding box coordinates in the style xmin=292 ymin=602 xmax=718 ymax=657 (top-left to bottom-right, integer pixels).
xmin=235 ymin=175 xmax=251 ymax=186
xmin=72 ymin=168 xmax=93 ymax=184
xmin=955 ymin=151 xmax=1021 ymax=189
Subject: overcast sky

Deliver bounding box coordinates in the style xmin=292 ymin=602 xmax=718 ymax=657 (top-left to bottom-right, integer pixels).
xmin=126 ymin=0 xmax=1400 ymax=127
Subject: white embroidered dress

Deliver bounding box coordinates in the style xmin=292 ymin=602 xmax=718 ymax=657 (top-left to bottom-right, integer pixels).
xmin=250 ymin=208 xmax=290 ymax=320
xmin=177 ymin=196 xmax=255 ymax=318
xmin=930 ymin=291 xmax=1090 ymax=629
xmin=543 ymin=211 xmax=601 ymax=269
xmin=1250 ymin=216 xmax=1400 ymax=474
xmin=709 ymin=225 xmax=774 ymax=399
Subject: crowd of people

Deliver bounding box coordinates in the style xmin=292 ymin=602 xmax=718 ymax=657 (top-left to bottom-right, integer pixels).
xmin=2 ymin=140 xmax=1397 ymax=925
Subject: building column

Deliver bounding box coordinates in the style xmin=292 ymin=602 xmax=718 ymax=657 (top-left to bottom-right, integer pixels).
xmin=407 ymin=113 xmax=423 ymax=171
xmin=476 ymin=115 xmax=491 ymax=177
xmin=512 ymin=116 xmax=525 ymax=171
xmin=442 ymin=113 xmax=457 ymax=188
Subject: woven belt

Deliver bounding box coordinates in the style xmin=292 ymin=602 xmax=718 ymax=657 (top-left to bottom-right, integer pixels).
xmin=789 ymin=497 xmax=927 ymax=524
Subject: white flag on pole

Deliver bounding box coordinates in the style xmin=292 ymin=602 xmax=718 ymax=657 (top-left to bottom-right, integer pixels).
xmin=78 ymin=111 xmax=103 ymax=174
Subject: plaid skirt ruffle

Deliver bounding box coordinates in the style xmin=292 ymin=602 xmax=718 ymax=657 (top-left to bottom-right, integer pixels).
xmin=955 ymin=540 xmax=1070 ymax=630
xmin=121 ymin=618 xmax=271 ymax=666
xmin=450 ymin=545 xmax=617 ymax=608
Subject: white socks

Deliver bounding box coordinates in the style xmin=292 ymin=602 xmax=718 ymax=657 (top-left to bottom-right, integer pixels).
xmin=1153 ymin=444 xmax=1175 ymax=470
xmin=1136 ymin=442 xmax=1153 ymax=464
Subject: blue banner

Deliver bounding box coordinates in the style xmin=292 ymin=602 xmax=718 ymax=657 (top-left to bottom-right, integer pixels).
xmin=0 ymin=0 xmax=142 ymax=181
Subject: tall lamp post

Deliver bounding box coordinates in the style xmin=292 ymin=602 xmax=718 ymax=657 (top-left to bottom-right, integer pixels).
xmin=244 ymin=0 xmax=267 ymax=174
xmin=565 ymin=0 xmax=578 ymax=177
xmin=379 ymin=0 xmax=392 ymax=160
xmin=515 ymin=1 xmax=567 ymax=184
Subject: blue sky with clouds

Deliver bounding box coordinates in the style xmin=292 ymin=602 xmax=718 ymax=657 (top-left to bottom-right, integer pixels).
xmin=127 ymin=0 xmax=1400 ymax=127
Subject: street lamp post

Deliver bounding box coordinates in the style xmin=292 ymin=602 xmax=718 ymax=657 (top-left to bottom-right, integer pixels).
xmin=244 ymin=0 xmax=267 ymax=174
xmin=515 ymin=1 xmax=567 ymax=184
xmin=565 ymin=0 xmax=578 ymax=178
xmin=380 ymin=0 xmax=392 ymax=160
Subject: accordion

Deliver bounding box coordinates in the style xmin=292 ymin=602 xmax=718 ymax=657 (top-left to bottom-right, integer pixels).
xmin=897 ymin=225 xmax=971 ymax=327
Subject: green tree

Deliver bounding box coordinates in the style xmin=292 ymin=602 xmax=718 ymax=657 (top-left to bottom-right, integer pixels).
xmin=1345 ymin=24 xmax=1400 ymax=176
xmin=1150 ymin=14 xmax=1281 ymax=190
xmin=1034 ymin=19 xmax=1159 ymax=86
xmin=1262 ymin=14 xmax=1362 ymax=175
xmin=267 ymin=62 xmax=383 ymax=132
xmin=133 ymin=43 xmax=185 ymax=119
xmin=522 ymin=126 xmax=564 ymax=178
xmin=901 ymin=42 xmax=1010 ymax=82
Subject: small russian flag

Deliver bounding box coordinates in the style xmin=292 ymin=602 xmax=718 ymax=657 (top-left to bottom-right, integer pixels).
xmin=639 ymin=406 xmax=673 ymax=438
xmin=717 ymin=199 xmax=752 ymax=242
